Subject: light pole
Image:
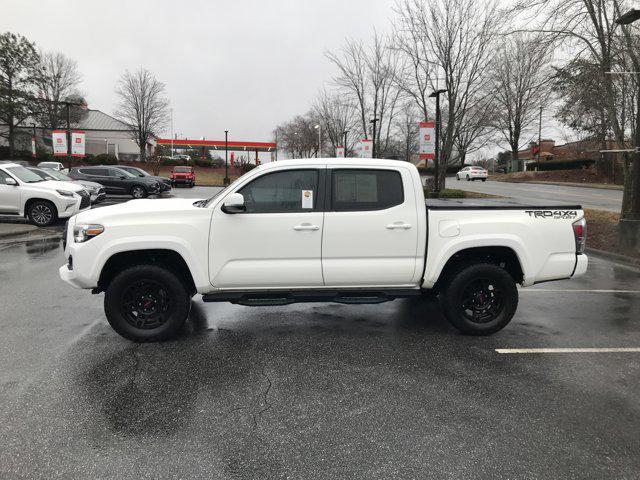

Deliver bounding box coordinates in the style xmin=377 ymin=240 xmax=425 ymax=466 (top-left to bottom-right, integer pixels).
xmin=429 ymin=88 xmax=447 ymax=194
xmin=314 ymin=124 xmax=321 ymax=157
xmin=370 ymin=117 xmax=379 ymax=158
xmin=614 ymin=10 xmax=640 ymax=254
xmin=342 ymin=130 xmax=348 ymax=157
xmin=224 ymin=130 xmax=229 ymax=185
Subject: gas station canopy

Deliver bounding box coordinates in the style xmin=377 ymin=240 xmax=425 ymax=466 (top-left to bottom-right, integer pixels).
xmin=157 ymin=138 xmax=277 ymax=152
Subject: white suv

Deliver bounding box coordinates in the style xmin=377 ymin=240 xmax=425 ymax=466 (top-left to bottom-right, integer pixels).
xmin=0 ymin=163 xmax=91 ymax=227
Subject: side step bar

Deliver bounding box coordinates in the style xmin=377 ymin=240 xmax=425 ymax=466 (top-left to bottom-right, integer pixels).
xmin=202 ymin=289 xmax=422 ymax=307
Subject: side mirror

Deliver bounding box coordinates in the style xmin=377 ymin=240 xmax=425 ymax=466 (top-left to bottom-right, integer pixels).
xmin=221 ymin=192 xmax=245 ymax=214
xmin=5 ymin=177 xmax=17 ymax=186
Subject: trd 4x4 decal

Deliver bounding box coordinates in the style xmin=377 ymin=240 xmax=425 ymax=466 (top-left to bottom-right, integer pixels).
xmin=525 ymin=210 xmax=577 ymax=219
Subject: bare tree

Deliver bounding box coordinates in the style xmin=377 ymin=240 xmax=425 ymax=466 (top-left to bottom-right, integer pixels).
xmin=394 ymin=102 xmax=420 ymax=162
xmin=512 ymin=0 xmax=640 ymax=251
xmin=326 ymin=31 xmax=402 ymax=157
xmin=394 ymin=0 xmax=501 ymax=190
xmin=490 ymin=33 xmax=553 ymax=171
xmin=313 ymin=87 xmax=358 ymax=155
xmin=115 ymin=68 xmax=169 ymax=161
xmin=34 ymin=51 xmax=82 ymax=129
xmin=274 ymin=112 xmax=321 ymax=158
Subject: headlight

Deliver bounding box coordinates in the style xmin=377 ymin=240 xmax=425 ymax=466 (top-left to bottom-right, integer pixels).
xmin=73 ymin=224 xmax=104 ymax=243
xmin=57 ymin=189 xmax=76 ymax=198
xmin=85 ymin=185 xmax=98 ymax=193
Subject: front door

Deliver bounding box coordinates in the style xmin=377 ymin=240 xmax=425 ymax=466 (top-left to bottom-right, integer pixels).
xmin=209 ymin=167 xmax=325 ymax=289
xmin=322 ymin=167 xmax=420 ymax=287
xmin=0 ymin=172 xmax=21 ymax=214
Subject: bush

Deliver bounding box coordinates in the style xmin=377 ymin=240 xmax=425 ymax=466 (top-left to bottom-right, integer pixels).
xmin=193 ymin=158 xmax=211 ymax=168
xmin=241 ymin=163 xmax=257 ymax=174
xmin=530 ymin=158 xmax=596 ymax=171
xmin=417 ymin=165 xmax=461 ymax=175
xmin=423 ymin=187 xmax=467 ymax=199
xmin=91 ymin=153 xmax=118 ymax=165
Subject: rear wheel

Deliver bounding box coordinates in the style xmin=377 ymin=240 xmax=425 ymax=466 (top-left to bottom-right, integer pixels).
xmin=456 ymin=175 xmax=460 ymax=180
xmin=482 ymin=178 xmax=486 ymax=182
xmin=104 ymin=264 xmax=191 ymax=342
xmin=440 ymin=263 xmax=518 ymax=335
xmin=131 ymin=185 xmax=148 ymax=199
xmin=27 ymin=200 xmax=58 ymax=227
xmin=466 ymin=175 xmax=470 ymax=181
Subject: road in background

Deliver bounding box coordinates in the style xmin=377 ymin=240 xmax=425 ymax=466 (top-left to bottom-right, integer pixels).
xmin=445 ymin=178 xmax=623 ymax=212
xmin=1 ymin=239 xmax=639 ymax=479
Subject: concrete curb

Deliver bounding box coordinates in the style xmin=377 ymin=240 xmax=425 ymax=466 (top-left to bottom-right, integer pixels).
xmin=495 ymin=179 xmax=623 ymax=191
xmin=586 ymin=247 xmax=640 ymax=268
xmin=0 ymin=224 xmax=37 ymax=238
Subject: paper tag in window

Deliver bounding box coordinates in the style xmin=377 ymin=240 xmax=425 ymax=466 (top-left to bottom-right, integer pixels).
xmin=301 ymin=190 xmax=313 ymax=209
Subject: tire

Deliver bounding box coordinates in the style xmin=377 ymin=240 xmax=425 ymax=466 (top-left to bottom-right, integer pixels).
xmin=439 ymin=263 xmax=518 ymax=335
xmin=131 ymin=185 xmax=148 ymax=199
xmin=456 ymin=175 xmax=460 ymax=180
xmin=482 ymin=178 xmax=486 ymax=182
xmin=104 ymin=264 xmax=191 ymax=342
xmin=189 ymin=181 xmax=195 ymax=188
xmin=466 ymin=175 xmax=470 ymax=181
xmin=27 ymin=200 xmax=58 ymax=227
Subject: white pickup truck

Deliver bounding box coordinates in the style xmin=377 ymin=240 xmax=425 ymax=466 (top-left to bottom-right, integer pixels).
xmin=59 ymin=159 xmax=588 ymax=342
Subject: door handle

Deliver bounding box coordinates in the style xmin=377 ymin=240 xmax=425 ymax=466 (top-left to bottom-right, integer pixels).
xmin=293 ymin=224 xmax=320 ymax=231
xmin=386 ymin=222 xmax=412 ymax=230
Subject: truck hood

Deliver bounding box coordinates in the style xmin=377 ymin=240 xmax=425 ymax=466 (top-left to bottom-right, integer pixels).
xmin=74 ymin=197 xmax=205 ymax=224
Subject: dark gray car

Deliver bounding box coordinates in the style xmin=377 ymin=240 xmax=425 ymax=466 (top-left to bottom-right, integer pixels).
xmin=28 ymin=167 xmax=106 ymax=204
xmin=116 ymin=165 xmax=171 ymax=193
xmin=69 ymin=166 xmax=161 ymax=198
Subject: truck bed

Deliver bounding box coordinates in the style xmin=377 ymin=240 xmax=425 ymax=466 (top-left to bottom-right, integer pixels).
xmin=425 ymin=198 xmax=582 ymax=210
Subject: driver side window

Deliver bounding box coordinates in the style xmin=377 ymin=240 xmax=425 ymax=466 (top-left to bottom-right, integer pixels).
xmin=238 ymin=169 xmax=319 ymax=213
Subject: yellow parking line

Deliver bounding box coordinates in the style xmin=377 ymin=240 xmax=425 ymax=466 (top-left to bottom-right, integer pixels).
xmin=496 ymin=348 xmax=640 ymax=354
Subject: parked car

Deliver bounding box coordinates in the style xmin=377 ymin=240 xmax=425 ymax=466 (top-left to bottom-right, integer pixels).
xmin=170 ymin=154 xmax=191 ymax=161
xmin=28 ymin=167 xmax=106 ymax=204
xmin=456 ymin=166 xmax=488 ymax=181
xmin=170 ymin=166 xmax=195 ymax=187
xmin=69 ymin=166 xmax=161 ymax=198
xmin=59 ymin=158 xmax=588 ymax=342
xmin=0 ymin=162 xmax=90 ymax=226
xmin=116 ymin=165 xmax=171 ymax=193
xmin=0 ymin=159 xmax=30 ymax=167
xmin=37 ymin=161 xmax=66 ymax=172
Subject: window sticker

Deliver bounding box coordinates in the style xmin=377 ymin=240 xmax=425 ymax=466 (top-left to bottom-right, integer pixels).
xmin=301 ymin=190 xmax=313 ymax=209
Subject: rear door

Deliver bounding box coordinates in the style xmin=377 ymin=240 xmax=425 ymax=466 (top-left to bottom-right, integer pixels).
xmin=209 ymin=167 xmax=326 ymax=288
xmin=322 ymin=167 xmax=420 ymax=287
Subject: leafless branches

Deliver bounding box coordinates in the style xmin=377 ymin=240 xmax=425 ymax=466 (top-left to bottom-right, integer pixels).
xmin=115 ymin=68 xmax=169 ymax=161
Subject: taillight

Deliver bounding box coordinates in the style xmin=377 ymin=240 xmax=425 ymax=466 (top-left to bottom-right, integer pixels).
xmin=572 ymin=218 xmax=587 ymax=254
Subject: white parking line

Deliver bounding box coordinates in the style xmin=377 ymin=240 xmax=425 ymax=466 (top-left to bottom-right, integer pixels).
xmin=520 ymin=289 xmax=640 ymax=294
xmin=496 ymin=347 xmax=640 ymax=354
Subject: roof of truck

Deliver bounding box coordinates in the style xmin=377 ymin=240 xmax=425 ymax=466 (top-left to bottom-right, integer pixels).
xmin=259 ymin=158 xmax=414 ymax=170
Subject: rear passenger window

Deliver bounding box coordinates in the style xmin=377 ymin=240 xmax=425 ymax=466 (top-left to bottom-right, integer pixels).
xmin=80 ymin=168 xmax=102 ymax=175
xmin=332 ymin=169 xmax=404 ymax=211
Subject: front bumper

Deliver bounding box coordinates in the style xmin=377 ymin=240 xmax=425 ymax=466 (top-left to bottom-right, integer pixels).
xmin=171 ymin=177 xmax=194 ymax=184
xmin=91 ymin=192 xmax=107 ymax=204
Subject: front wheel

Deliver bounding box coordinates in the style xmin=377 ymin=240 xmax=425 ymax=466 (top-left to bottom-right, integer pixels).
xmin=482 ymin=178 xmax=487 ymax=182
xmin=27 ymin=200 xmax=58 ymax=227
xmin=456 ymin=175 xmax=460 ymax=181
xmin=104 ymin=264 xmax=192 ymax=342
xmin=131 ymin=185 xmax=148 ymax=199
xmin=440 ymin=263 xmax=518 ymax=335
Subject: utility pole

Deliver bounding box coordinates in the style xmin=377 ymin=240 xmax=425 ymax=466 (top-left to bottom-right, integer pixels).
xmin=224 ymin=130 xmax=229 ymax=186
xmin=536 ymin=104 xmax=543 ymax=170
xmin=343 ymin=130 xmax=348 ymax=157
xmin=429 ymin=89 xmax=447 ymax=194
xmin=66 ymin=103 xmax=72 ymax=169
xmin=370 ymin=117 xmax=379 ymax=158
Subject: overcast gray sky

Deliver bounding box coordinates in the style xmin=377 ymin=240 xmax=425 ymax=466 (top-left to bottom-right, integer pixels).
xmin=2 ymin=0 xmax=394 ymax=142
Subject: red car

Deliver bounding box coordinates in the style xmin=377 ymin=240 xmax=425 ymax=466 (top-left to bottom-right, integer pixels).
xmin=170 ymin=166 xmax=195 ymax=188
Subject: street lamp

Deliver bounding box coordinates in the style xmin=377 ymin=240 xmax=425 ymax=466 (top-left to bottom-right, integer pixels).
xmin=342 ymin=130 xmax=349 ymax=157
xmin=429 ymin=88 xmax=447 ymax=193
xmin=224 ymin=130 xmax=229 ymax=185
xmin=370 ymin=117 xmax=379 ymax=158
xmin=314 ymin=124 xmax=322 ymax=157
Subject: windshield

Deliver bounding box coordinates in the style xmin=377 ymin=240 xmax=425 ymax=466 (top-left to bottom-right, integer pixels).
xmin=39 ymin=163 xmax=59 ymax=168
xmin=174 ymin=167 xmax=192 ymax=173
xmin=43 ymin=169 xmax=72 ymax=181
xmin=6 ymin=166 xmax=45 ymax=183
xmin=124 ymin=167 xmax=147 ymax=177
xmin=203 ymin=176 xmax=243 ymax=207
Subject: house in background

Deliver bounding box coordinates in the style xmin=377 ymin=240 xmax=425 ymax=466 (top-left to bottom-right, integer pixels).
xmin=507 ymin=138 xmax=619 ymax=171
xmin=1 ymin=107 xmax=154 ymax=161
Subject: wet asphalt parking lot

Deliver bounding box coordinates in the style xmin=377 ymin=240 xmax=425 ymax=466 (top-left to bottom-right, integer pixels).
xmin=1 ymin=188 xmax=640 ymax=479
